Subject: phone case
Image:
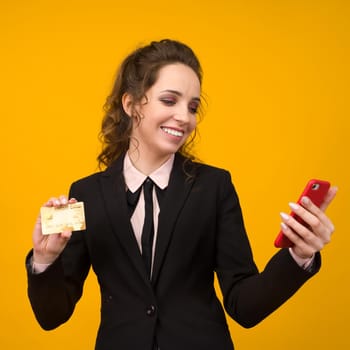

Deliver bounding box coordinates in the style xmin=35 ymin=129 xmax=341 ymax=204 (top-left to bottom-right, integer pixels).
xmin=274 ymin=179 xmax=331 ymax=248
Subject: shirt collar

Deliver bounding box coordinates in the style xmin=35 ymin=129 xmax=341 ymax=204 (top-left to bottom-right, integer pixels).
xmin=123 ymin=153 xmax=174 ymax=193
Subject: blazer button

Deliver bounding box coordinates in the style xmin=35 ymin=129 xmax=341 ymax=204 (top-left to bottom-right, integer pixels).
xmin=146 ymin=305 xmax=156 ymax=317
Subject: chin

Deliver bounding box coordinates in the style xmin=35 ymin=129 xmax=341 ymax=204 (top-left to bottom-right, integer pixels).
xmin=155 ymin=148 xmax=179 ymax=159
xmin=157 ymin=141 xmax=184 ymax=155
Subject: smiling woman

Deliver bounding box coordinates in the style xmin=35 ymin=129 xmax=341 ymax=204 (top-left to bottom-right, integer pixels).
xmin=97 ymin=40 xmax=203 ymax=170
xmin=25 ymin=39 xmax=337 ymax=350
xmin=123 ymin=63 xmax=200 ymax=173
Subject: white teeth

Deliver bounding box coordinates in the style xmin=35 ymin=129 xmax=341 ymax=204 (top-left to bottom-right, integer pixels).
xmin=162 ymin=127 xmax=184 ymax=137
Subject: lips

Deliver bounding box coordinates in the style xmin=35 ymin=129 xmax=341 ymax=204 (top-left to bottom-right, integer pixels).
xmin=161 ymin=127 xmax=184 ymax=137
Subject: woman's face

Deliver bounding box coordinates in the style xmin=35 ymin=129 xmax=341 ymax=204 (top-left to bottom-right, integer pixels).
xmin=129 ymin=63 xmax=201 ymax=160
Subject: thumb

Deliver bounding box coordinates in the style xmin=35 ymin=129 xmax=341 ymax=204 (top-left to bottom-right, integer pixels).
xmin=320 ymin=186 xmax=338 ymax=211
xmin=60 ymin=229 xmax=73 ymax=240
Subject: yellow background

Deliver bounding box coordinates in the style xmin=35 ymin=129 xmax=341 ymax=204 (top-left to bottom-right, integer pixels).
xmin=1 ymin=0 xmax=349 ymax=348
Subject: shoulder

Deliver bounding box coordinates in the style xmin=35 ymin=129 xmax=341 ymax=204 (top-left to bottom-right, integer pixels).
xmin=176 ymin=152 xmax=230 ymax=174
xmin=67 ymin=171 xmax=105 ymax=199
xmin=71 ymin=171 xmax=104 ymax=187
xmin=184 ymin=156 xmax=233 ymax=182
xmin=195 ymin=162 xmax=236 ymax=194
xmin=176 ymin=154 xmax=235 ymax=193
xmin=195 ymin=161 xmax=230 ymax=176
xmin=70 ymin=154 xmax=125 ymax=189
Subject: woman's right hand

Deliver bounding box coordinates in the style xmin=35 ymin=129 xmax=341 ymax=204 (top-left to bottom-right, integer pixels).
xmin=32 ymin=196 xmax=77 ymax=264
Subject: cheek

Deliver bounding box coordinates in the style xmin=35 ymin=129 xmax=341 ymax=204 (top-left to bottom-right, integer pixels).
xmin=189 ymin=118 xmax=197 ymax=132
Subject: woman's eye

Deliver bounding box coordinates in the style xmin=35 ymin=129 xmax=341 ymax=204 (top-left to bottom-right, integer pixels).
xmin=160 ymin=98 xmax=176 ymax=106
xmin=189 ymin=102 xmax=199 ymax=114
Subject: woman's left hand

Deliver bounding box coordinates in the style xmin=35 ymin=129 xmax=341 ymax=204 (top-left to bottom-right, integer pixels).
xmin=280 ymin=187 xmax=338 ymax=259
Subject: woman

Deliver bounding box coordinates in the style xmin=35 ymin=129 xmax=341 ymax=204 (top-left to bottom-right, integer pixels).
xmin=26 ymin=39 xmax=337 ymax=350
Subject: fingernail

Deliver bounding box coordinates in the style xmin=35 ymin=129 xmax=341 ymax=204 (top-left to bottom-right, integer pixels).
xmin=280 ymin=212 xmax=290 ymax=220
xmin=301 ymin=196 xmax=309 ymax=205
xmin=280 ymin=222 xmax=288 ymax=231
xmin=289 ymin=202 xmax=299 ymax=210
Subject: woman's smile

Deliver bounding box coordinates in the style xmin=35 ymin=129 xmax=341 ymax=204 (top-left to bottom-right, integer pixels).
xmin=160 ymin=126 xmax=184 ymax=138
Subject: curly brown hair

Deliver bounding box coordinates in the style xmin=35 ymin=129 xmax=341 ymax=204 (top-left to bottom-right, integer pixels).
xmin=97 ymin=39 xmax=204 ymax=169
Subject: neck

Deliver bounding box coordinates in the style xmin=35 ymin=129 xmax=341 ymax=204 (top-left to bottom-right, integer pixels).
xmin=127 ymin=147 xmax=173 ymax=175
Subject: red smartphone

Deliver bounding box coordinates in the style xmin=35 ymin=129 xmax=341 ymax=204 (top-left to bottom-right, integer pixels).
xmin=274 ymin=179 xmax=331 ymax=248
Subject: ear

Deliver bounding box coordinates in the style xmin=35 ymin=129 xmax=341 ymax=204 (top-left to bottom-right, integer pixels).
xmin=121 ymin=92 xmax=134 ymax=117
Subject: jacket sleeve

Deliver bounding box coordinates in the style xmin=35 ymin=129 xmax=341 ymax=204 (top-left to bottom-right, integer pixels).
xmin=25 ymin=184 xmax=91 ymax=330
xmin=215 ymin=171 xmax=320 ymax=328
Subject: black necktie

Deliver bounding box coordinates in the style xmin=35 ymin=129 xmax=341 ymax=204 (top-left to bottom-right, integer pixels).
xmin=126 ymin=181 xmax=165 ymax=217
xmin=126 ymin=178 xmax=166 ymax=279
xmin=141 ymin=178 xmax=154 ymax=278
xmin=126 ymin=187 xmax=142 ymax=217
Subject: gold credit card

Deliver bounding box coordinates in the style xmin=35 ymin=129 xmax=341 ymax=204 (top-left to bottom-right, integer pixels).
xmin=40 ymin=202 xmax=86 ymax=235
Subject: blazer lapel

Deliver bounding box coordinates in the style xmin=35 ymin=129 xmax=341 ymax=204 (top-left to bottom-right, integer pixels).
xmin=99 ymin=155 xmax=149 ymax=282
xmin=152 ymin=154 xmax=197 ymax=284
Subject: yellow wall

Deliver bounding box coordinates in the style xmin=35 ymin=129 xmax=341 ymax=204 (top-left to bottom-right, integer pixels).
xmin=1 ymin=0 xmax=349 ymax=348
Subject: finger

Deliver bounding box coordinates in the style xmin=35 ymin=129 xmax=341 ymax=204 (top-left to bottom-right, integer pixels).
xmin=319 ymin=186 xmax=338 ymax=211
xmin=59 ymin=195 xmax=69 ymax=206
xmin=44 ymin=197 xmax=59 ymax=207
xmin=45 ymin=196 xmax=68 ymax=208
xmin=61 ymin=229 xmax=73 ymax=240
xmin=281 ymin=208 xmax=333 ymax=247
xmin=280 ymin=212 xmax=317 ymax=242
xmin=280 ymin=222 xmax=320 ymax=258
xmin=290 ymin=200 xmax=334 ymax=233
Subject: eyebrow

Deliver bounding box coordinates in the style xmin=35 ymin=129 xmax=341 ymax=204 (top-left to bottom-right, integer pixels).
xmin=160 ymin=89 xmax=201 ymax=102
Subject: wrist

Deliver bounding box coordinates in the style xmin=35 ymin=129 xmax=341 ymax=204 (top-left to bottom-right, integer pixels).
xmin=289 ymin=247 xmax=314 ymax=270
xmin=33 ymin=250 xmax=57 ymax=265
xmin=289 ymin=247 xmax=313 ymax=260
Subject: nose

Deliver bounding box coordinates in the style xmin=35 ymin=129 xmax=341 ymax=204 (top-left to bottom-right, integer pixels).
xmin=173 ymin=104 xmax=191 ymax=124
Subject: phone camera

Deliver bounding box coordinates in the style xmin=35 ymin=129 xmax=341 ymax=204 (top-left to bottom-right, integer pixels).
xmin=312 ymin=183 xmax=320 ymax=191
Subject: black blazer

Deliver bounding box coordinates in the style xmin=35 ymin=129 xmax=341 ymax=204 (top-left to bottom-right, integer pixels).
xmin=26 ymin=153 xmax=320 ymax=350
